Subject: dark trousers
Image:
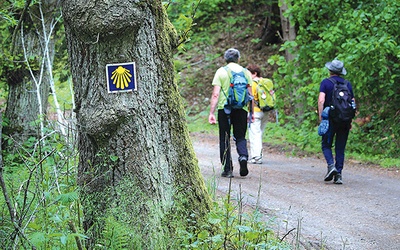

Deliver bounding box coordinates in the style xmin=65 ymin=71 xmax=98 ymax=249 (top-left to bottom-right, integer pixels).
xmin=218 ymin=109 xmax=249 ymax=172
xmin=321 ymin=121 xmax=351 ymax=173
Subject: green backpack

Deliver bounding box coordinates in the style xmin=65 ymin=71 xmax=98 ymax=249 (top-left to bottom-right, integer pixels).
xmin=255 ymin=78 xmax=275 ymax=112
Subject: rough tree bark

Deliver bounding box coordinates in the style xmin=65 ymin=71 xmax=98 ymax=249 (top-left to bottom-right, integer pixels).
xmin=61 ymin=0 xmax=211 ymax=248
xmin=4 ymin=0 xmax=60 ymax=142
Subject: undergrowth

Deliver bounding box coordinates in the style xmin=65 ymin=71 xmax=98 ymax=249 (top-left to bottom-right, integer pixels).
xmin=1 ymin=119 xmax=292 ymax=249
xmin=173 ymin=177 xmax=292 ymax=249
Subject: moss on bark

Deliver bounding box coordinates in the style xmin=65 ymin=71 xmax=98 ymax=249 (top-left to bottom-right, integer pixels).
xmin=62 ymin=1 xmax=211 ymax=248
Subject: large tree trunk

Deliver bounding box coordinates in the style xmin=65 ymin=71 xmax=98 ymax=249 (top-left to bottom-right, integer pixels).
xmin=0 ymin=110 xmax=3 ymax=178
xmin=4 ymin=1 xmax=59 ymax=143
xmin=62 ymin=0 xmax=211 ymax=248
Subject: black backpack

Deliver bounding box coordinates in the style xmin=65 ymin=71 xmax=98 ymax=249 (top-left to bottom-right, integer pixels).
xmin=328 ymin=78 xmax=355 ymax=123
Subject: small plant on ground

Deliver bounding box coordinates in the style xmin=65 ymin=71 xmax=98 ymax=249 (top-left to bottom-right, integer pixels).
xmin=174 ymin=177 xmax=292 ymax=249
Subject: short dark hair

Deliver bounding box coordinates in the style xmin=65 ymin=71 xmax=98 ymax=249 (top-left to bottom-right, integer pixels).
xmin=224 ymin=48 xmax=240 ymax=63
xmin=246 ymin=64 xmax=262 ymax=77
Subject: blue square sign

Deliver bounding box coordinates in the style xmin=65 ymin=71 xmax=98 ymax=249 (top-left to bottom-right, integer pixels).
xmin=106 ymin=62 xmax=137 ymax=93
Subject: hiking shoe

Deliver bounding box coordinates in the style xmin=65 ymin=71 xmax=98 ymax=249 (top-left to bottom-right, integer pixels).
xmin=324 ymin=164 xmax=338 ymax=181
xmin=239 ymin=156 xmax=249 ymax=176
xmin=221 ymin=171 xmax=234 ymax=178
xmin=248 ymin=156 xmax=262 ymax=164
xmin=334 ymin=173 xmax=343 ymax=184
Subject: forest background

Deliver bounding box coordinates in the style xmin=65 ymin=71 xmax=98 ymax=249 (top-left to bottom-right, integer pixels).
xmin=2 ymin=0 xmax=399 ymax=168
xmin=168 ymin=0 xmax=400 ymax=166
xmin=0 ymin=0 xmax=399 ymax=249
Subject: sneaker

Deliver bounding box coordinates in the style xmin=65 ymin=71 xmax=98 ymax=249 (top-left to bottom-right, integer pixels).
xmin=324 ymin=164 xmax=338 ymax=181
xmin=239 ymin=156 xmax=249 ymax=176
xmin=334 ymin=173 xmax=343 ymax=184
xmin=249 ymin=157 xmax=262 ymax=164
xmin=221 ymin=171 xmax=234 ymax=178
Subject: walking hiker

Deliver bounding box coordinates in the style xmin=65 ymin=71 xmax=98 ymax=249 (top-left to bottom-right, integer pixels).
xmin=247 ymin=64 xmax=275 ymax=164
xmin=208 ymin=48 xmax=253 ymax=178
xmin=318 ymin=59 xmax=356 ymax=184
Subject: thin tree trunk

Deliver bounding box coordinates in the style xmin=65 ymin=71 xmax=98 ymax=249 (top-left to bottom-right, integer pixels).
xmin=62 ymin=0 xmax=211 ymax=248
xmin=279 ymin=0 xmax=296 ymax=61
xmin=4 ymin=0 xmax=60 ymax=143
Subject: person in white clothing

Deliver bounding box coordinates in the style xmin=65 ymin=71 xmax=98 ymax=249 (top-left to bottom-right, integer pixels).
xmin=246 ymin=64 xmax=274 ymax=164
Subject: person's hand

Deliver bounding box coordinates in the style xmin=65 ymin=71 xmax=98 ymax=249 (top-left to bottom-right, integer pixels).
xmin=209 ymin=113 xmax=217 ymax=124
xmin=247 ymin=113 xmax=255 ymax=123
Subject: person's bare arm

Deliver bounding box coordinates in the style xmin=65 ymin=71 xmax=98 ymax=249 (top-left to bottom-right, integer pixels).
xmin=318 ymin=92 xmax=326 ymax=122
xmin=208 ymin=85 xmax=221 ymax=124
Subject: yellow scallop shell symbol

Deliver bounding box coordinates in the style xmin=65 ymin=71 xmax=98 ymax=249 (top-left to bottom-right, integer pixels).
xmin=111 ymin=66 xmax=132 ymax=89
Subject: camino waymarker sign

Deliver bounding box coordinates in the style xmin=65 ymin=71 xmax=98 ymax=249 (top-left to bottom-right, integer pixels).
xmin=106 ymin=62 xmax=137 ymax=93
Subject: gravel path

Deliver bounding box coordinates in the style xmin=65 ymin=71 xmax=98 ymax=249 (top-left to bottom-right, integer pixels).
xmin=191 ymin=132 xmax=400 ymax=250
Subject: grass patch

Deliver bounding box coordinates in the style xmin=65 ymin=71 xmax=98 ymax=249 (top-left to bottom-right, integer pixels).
xmin=175 ymin=173 xmax=292 ymax=249
xmin=186 ymin=108 xmax=218 ymax=135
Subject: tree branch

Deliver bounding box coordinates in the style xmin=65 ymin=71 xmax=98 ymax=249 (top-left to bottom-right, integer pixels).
xmin=0 ymin=112 xmax=18 ymax=240
xmin=69 ymin=221 xmax=83 ymax=250
xmin=176 ymin=0 xmax=202 ymax=48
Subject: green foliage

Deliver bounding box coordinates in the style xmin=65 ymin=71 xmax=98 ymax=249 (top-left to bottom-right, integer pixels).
xmin=1 ymin=127 xmax=83 ymax=249
xmin=167 ymin=0 xmax=239 ymax=26
xmin=173 ymin=184 xmax=291 ymax=249
xmin=48 ymin=23 xmax=73 ymax=113
xmin=170 ymin=0 xmax=399 ymax=165
xmin=1 ymin=0 xmax=69 ymax=114
xmin=263 ymin=122 xmax=400 ymax=168
xmin=0 ymin=118 xmax=290 ymax=249
xmin=95 ymin=216 xmax=139 ymax=250
xmin=166 ymin=0 xmax=257 ymax=51
xmin=169 ymin=0 xmax=265 ymax=117
xmin=271 ymin=0 xmax=400 ymax=160
xmin=0 ymin=1 xmax=15 ymax=97
xmin=0 ymin=0 xmax=27 ymax=84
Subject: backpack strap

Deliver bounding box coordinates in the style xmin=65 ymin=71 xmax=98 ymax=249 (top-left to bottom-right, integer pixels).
xmin=327 ymin=77 xmax=349 ymax=85
xmin=221 ymin=66 xmax=233 ymax=102
xmin=223 ymin=65 xmax=248 ymax=94
xmin=223 ymin=66 xmax=233 ymax=83
xmin=253 ymin=78 xmax=260 ymax=107
xmin=327 ymin=77 xmax=337 ymax=85
xmin=224 ymin=66 xmax=247 ymax=81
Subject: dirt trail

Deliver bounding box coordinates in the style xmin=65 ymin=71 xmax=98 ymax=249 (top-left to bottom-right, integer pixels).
xmin=191 ymin=132 xmax=400 ymax=250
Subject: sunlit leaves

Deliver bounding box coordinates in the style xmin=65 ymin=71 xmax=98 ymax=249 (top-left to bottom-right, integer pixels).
xmin=272 ymin=0 xmax=400 ymax=158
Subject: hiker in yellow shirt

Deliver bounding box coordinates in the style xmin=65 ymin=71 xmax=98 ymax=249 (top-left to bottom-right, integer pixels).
xmin=247 ymin=64 xmax=275 ymax=164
